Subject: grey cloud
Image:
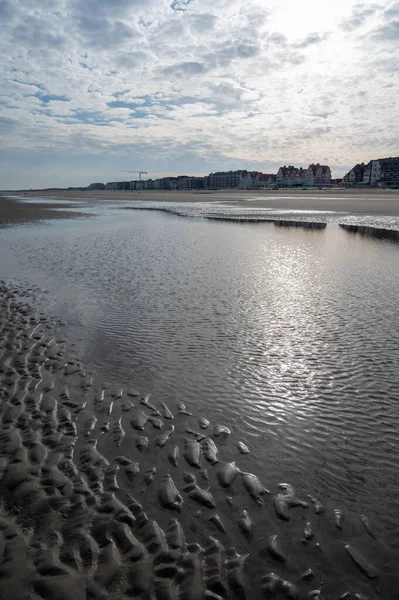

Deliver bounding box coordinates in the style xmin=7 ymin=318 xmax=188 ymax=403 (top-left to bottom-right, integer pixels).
xmin=0 ymin=116 xmax=20 ymax=132
xmin=369 ymin=56 xmax=399 ymax=71
xmin=308 ymin=112 xmax=332 ymax=119
xmin=301 ymin=127 xmax=332 ymax=139
xmin=0 ymin=0 xmax=16 ymax=21
xmin=293 ymin=32 xmax=329 ymax=48
xmin=162 ymin=61 xmax=207 ymax=76
xmin=187 ymin=13 xmax=218 ymax=33
xmin=370 ymin=19 xmax=399 ymax=40
xmin=74 ymin=16 xmax=137 ymax=48
xmin=267 ymin=32 xmax=288 ymax=45
xmin=205 ymin=81 xmax=260 ymax=106
xmin=384 ymin=2 xmax=399 ymax=18
xmin=12 ymin=16 xmax=67 ymax=49
xmin=114 ymin=51 xmax=150 ymax=70
xmin=71 ymin=0 xmax=150 ymax=18
xmin=340 ymin=3 xmax=380 ymax=31
xmin=204 ymin=39 xmax=261 ymax=69
xmin=277 ymin=52 xmax=306 ymax=66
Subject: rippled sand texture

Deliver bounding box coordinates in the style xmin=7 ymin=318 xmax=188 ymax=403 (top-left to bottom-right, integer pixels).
xmin=0 ymin=282 xmax=397 ymax=599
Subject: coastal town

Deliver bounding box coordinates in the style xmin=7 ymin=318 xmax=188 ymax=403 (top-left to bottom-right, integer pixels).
xmin=87 ymin=156 xmax=399 ymax=192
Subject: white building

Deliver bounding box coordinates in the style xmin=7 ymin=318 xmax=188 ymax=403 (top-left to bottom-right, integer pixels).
xmin=343 ymin=163 xmax=367 ymax=185
xmin=363 ymin=160 xmax=381 ymax=185
xmin=306 ymin=164 xmax=331 ymax=187
xmin=277 ymin=166 xmax=307 ymax=187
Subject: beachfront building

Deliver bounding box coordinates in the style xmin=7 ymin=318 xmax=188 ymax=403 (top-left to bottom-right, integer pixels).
xmin=276 ymin=166 xmax=307 ymax=187
xmin=175 ymin=176 xmax=206 ymax=189
xmin=363 ymin=160 xmax=381 ymax=186
xmin=87 ymin=182 xmax=106 ymax=190
xmin=152 ymin=176 xmax=206 ymax=190
xmin=239 ymin=171 xmax=261 ymax=190
xmin=343 ymin=163 xmax=367 ymax=185
xmin=306 ymin=164 xmax=331 ymax=187
xmin=154 ymin=177 xmax=178 ymax=190
xmin=363 ymin=157 xmax=399 ymax=187
xmin=378 ymin=157 xmax=399 ymax=187
xmin=105 ymin=181 xmax=132 ymax=190
xmin=260 ymin=174 xmax=277 ymax=188
xmin=208 ymin=171 xmax=242 ymax=189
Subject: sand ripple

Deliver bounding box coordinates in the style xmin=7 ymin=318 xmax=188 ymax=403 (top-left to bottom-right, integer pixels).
xmin=1 ymin=282 xmax=398 ymax=598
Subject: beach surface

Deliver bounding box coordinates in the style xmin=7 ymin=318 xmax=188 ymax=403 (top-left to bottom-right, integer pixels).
xmin=13 ymin=187 xmax=399 ymax=217
xmin=0 ymin=193 xmax=398 ymax=599
xmin=0 ymin=279 xmax=395 ymax=600
xmin=0 ymin=195 xmax=89 ymax=228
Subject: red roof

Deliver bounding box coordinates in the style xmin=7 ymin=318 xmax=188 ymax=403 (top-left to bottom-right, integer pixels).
xmin=309 ymin=163 xmax=330 ymax=175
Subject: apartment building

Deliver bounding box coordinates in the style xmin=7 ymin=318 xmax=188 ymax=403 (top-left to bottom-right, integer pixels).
xmin=276 ymin=166 xmax=307 ymax=187
xmin=343 ymin=163 xmax=368 ymax=185
xmin=208 ymin=171 xmax=242 ymax=189
xmin=363 ymin=157 xmax=399 ymax=187
xmin=306 ymin=164 xmax=331 ymax=186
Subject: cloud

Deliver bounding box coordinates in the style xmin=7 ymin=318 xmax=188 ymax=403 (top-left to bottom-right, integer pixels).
xmin=0 ymin=0 xmax=398 ymax=187
xmin=162 ymin=61 xmax=208 ymax=76
xmin=384 ymin=2 xmax=399 ymax=18
xmin=370 ymin=19 xmax=399 ymax=40
xmin=293 ymin=32 xmax=330 ymax=48
xmin=0 ymin=116 xmax=20 ymax=132
xmin=339 ymin=3 xmax=380 ymax=31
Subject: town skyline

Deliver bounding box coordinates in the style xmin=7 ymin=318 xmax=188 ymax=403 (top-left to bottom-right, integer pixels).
xmin=7 ymin=156 xmax=396 ymax=192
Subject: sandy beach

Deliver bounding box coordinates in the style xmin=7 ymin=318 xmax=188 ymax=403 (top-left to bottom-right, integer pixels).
xmin=0 ymin=196 xmax=90 ymax=228
xmin=16 ymin=187 xmax=399 ymax=217
xmin=1 ymin=193 xmax=398 ymax=599
xmin=1 ymin=279 xmax=394 ymax=600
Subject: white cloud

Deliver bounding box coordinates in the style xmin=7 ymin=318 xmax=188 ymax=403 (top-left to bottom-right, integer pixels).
xmin=0 ymin=0 xmax=398 ymax=186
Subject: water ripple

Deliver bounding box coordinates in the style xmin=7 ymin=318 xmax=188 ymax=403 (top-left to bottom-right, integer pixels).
xmin=0 ymin=203 xmax=399 ymax=553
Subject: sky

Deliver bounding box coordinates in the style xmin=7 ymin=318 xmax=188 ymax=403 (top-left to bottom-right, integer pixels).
xmin=0 ymin=0 xmax=398 ymax=189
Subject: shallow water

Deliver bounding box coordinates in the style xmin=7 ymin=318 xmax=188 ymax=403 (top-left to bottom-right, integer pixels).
xmin=1 ymin=199 xmax=399 ymax=558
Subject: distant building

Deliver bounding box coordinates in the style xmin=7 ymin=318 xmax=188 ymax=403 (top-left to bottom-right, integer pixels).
xmin=175 ymin=176 xmax=206 ymax=190
xmin=229 ymin=171 xmax=276 ymax=189
xmin=363 ymin=160 xmax=381 ymax=186
xmin=208 ymin=171 xmax=242 ymax=189
xmin=239 ymin=171 xmax=259 ymax=190
xmin=105 ymin=182 xmax=118 ymax=190
xmin=154 ymin=177 xmax=176 ymax=190
xmin=343 ymin=163 xmax=367 ymax=185
xmin=276 ymin=166 xmax=307 ymax=187
xmin=306 ymin=164 xmax=331 ymax=187
xmin=134 ymin=179 xmax=147 ymax=189
xmin=378 ymin=157 xmax=399 ymax=186
xmin=261 ymin=173 xmax=277 ymax=188
xmin=87 ymin=182 xmax=106 ymax=190
xmin=363 ymin=157 xmax=399 ymax=187
xmin=105 ymin=181 xmax=131 ymax=190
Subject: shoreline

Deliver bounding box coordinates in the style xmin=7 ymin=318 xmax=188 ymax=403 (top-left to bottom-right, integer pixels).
xmin=2 ymin=194 xmax=399 ymax=240
xmin=3 ymin=187 xmax=399 ymax=218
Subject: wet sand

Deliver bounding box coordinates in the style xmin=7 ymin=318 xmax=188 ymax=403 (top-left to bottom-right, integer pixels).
xmin=19 ymin=188 xmax=399 ymax=217
xmin=0 ymin=196 xmax=90 ymax=228
xmin=0 ymin=279 xmax=397 ymax=599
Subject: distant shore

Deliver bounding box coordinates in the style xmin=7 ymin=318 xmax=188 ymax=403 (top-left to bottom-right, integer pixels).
xmin=3 ymin=187 xmax=399 ymax=217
